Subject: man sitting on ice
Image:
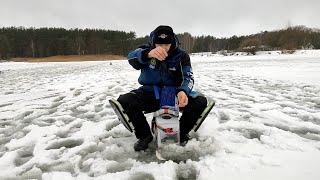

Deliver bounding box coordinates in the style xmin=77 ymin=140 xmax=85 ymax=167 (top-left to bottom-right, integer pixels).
xmin=110 ymin=25 xmax=212 ymax=151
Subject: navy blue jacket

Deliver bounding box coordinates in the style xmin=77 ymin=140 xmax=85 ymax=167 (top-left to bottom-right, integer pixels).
xmin=127 ymin=31 xmax=196 ymax=97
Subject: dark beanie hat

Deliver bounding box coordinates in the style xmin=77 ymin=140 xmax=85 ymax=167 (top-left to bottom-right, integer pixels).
xmin=153 ymin=25 xmax=174 ymax=44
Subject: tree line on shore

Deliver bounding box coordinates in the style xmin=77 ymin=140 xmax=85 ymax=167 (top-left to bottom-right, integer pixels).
xmin=0 ymin=25 xmax=319 ymax=59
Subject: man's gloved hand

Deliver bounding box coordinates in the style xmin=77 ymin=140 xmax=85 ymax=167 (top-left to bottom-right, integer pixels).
xmin=177 ymin=91 xmax=188 ymax=108
xmin=148 ymin=46 xmax=168 ymax=61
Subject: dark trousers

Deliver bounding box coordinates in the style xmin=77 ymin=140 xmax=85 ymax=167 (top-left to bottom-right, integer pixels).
xmin=117 ymin=89 xmax=207 ymax=139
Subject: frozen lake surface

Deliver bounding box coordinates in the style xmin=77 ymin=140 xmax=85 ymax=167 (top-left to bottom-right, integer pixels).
xmin=0 ymin=51 xmax=320 ymax=179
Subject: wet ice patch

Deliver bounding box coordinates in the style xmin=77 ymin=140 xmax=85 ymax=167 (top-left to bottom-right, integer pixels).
xmin=45 ymin=138 xmax=84 ymax=150
xmin=175 ymin=161 xmax=198 ymax=180
xmin=14 ymin=145 xmax=34 ymax=166
xmin=128 ymin=172 xmax=155 ymax=180
xmin=158 ymin=137 xmax=217 ymax=162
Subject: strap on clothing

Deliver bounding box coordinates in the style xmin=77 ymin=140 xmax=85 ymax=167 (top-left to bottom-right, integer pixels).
xmin=153 ymin=85 xmax=161 ymax=100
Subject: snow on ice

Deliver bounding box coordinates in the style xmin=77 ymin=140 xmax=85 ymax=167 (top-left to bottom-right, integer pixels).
xmin=0 ymin=50 xmax=320 ymax=179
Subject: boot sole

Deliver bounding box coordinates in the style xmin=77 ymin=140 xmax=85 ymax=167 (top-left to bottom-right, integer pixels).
xmin=109 ymin=98 xmax=134 ymax=133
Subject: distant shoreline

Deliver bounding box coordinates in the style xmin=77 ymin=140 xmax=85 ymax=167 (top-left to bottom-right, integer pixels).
xmin=10 ymin=54 xmax=126 ymax=62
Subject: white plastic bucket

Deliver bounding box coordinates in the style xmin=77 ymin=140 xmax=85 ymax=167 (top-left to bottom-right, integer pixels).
xmin=154 ymin=114 xmax=180 ymax=147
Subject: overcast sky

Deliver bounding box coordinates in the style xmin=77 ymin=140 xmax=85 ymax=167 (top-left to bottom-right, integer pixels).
xmin=1 ymin=0 xmax=320 ymax=37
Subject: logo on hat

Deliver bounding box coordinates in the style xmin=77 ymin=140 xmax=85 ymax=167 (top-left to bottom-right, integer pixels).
xmin=158 ymin=34 xmax=168 ymax=39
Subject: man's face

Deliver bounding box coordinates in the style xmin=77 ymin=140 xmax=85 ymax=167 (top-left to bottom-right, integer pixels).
xmin=155 ymin=44 xmax=171 ymax=52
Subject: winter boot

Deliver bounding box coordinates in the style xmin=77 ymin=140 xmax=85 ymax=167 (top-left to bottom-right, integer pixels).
xmin=180 ymin=134 xmax=191 ymax=146
xmin=134 ymin=135 xmax=153 ymax=151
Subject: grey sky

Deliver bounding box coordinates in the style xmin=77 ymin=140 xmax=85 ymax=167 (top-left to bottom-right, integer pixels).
xmin=1 ymin=0 xmax=319 ymax=37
